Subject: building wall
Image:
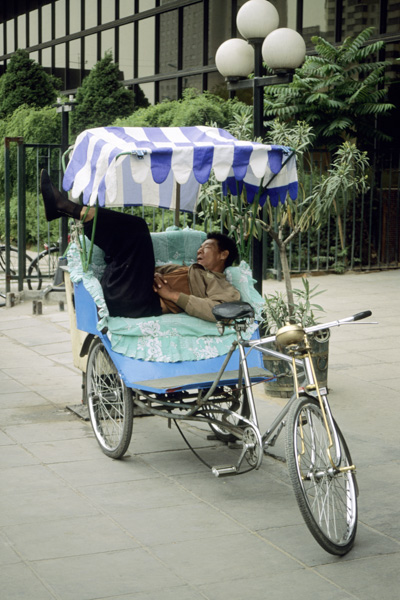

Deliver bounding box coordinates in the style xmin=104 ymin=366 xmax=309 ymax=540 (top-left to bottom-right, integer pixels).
xmin=0 ymin=0 xmax=399 ymax=106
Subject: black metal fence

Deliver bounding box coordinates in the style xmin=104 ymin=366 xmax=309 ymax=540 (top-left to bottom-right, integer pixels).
xmin=2 ymin=140 xmax=399 ymax=297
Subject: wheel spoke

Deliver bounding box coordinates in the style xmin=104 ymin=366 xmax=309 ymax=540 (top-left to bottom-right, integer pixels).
xmin=286 ymin=396 xmax=357 ymax=555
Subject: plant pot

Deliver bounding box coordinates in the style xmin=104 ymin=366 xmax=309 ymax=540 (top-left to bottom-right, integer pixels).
xmin=263 ymin=329 xmax=330 ymax=398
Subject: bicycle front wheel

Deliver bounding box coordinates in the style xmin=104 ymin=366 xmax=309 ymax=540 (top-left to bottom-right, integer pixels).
xmin=286 ymin=395 xmax=358 ymax=555
xmin=86 ymin=338 xmax=133 ymax=459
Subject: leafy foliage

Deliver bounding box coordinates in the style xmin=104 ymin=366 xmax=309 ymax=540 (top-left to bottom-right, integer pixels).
xmin=70 ymin=52 xmax=140 ymax=135
xmin=0 ymin=49 xmax=61 ymax=119
xmin=300 ymin=141 xmax=370 ymax=253
xmin=0 ymin=105 xmax=61 ymax=244
xmin=262 ymin=279 xmax=325 ymax=334
xmin=263 ymin=28 xmax=395 ymax=150
xmin=114 ymin=88 xmax=243 ymax=129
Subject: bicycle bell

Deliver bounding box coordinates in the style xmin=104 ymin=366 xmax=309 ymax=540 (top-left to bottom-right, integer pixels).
xmin=276 ymin=323 xmax=305 ymax=348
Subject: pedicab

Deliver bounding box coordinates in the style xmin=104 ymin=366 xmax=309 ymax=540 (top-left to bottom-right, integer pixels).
xmin=63 ymin=126 xmax=367 ymax=555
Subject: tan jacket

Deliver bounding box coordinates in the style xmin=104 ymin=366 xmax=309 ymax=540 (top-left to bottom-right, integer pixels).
xmin=156 ymin=263 xmax=240 ymax=322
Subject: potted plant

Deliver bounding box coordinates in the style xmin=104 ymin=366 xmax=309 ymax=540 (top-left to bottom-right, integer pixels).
xmin=261 ymin=277 xmax=329 ymax=397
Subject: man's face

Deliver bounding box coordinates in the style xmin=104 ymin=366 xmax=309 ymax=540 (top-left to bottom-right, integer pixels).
xmin=196 ymin=239 xmax=228 ymax=273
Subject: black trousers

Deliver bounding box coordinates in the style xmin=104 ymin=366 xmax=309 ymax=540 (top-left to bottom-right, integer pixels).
xmin=83 ymin=208 xmax=162 ymax=318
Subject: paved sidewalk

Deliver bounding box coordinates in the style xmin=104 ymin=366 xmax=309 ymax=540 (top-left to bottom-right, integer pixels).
xmin=0 ymin=270 xmax=399 ymax=600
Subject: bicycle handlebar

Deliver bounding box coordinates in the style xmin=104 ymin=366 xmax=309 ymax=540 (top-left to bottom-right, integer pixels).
xmin=247 ymin=310 xmax=375 ymax=349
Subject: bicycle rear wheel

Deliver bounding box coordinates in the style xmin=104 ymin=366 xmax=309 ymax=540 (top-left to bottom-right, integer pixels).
xmin=286 ymin=395 xmax=358 ymax=555
xmin=86 ymin=338 xmax=133 ymax=459
xmin=0 ymin=246 xmax=40 ymax=289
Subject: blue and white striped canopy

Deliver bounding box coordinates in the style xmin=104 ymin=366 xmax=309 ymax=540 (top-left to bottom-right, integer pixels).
xmin=63 ymin=126 xmax=298 ymax=212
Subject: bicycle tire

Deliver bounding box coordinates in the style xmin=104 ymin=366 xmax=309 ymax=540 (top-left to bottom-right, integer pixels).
xmin=27 ymin=246 xmax=60 ymax=290
xmin=0 ymin=246 xmax=40 ymax=288
xmin=86 ymin=338 xmax=134 ymax=459
xmin=207 ymin=385 xmax=250 ymax=443
xmin=285 ymin=394 xmax=358 ymax=555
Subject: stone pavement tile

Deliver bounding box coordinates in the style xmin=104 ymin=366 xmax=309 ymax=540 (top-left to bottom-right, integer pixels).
xmin=331 ymin=335 xmax=399 ymax=352
xmin=34 ymin=341 xmax=74 ymax=356
xmin=81 ymin=476 xmax=200 ymax=512
xmin=173 ymin=469 xmax=303 ymax=532
xmin=0 ymin=379 xmax=29 ymax=394
xmin=1 ymin=464 xmax=73 ymax=496
xmin=112 ymin=501 xmax=244 ymax=547
xmin=258 ymin=521 xmax=400 ymax=568
xmin=0 ymin=316 xmax=36 ymax=330
xmin=3 ymin=365 xmax=80 ymax=389
xmin=0 ymin=390 xmax=52 ymax=408
xmin=48 ymin=455 xmax=160 ymax=487
xmin=3 ymin=323 xmax=71 ymax=347
xmin=0 ymin=562 xmax=56 ymax=600
xmin=39 ymin=383 xmax=83 ymax=406
xmin=4 ymin=514 xmax=139 ymax=561
xmin=152 ymin=532 xmax=301 ymax=586
xmin=96 ymin=587 xmax=207 ymax=600
xmin=4 ymin=419 xmax=90 ymax=444
xmin=0 ymin=444 xmax=40 ymax=469
xmin=125 ymin=415 xmax=215 ymax=455
xmin=0 ymin=429 xmax=15 ymax=446
xmin=0 ymin=532 xmax=21 ymax=566
xmin=0 ymin=404 xmax=71 ymax=426
xmin=24 ymin=436 xmax=109 ymax=464
xmin=32 ymin=549 xmax=184 ymax=600
xmin=316 ymin=553 xmax=400 ymax=600
xmin=0 ymin=486 xmax=100 ymax=527
xmin=198 ymin=567 xmax=356 ymax=600
xmin=344 ymin=363 xmax=400 ymax=383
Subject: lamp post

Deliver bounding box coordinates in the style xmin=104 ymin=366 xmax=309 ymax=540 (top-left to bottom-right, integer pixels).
xmin=215 ymin=0 xmax=306 ymax=290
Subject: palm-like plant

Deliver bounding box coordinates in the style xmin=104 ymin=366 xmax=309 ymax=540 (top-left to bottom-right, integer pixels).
xmin=263 ymin=27 xmax=394 ymax=150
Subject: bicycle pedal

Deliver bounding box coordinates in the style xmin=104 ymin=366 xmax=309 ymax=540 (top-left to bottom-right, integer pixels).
xmin=211 ymin=465 xmax=237 ymax=477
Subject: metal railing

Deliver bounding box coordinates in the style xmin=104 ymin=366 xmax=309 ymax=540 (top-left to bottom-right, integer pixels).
xmin=2 ymin=141 xmax=399 ymax=299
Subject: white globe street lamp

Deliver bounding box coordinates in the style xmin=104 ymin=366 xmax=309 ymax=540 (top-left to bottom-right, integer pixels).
xmin=215 ymin=0 xmax=306 ymax=138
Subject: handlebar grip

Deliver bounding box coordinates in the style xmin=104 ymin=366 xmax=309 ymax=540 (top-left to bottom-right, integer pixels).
xmin=352 ymin=310 xmax=372 ymax=321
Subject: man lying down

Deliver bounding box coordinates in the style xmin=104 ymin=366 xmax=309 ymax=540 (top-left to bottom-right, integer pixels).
xmin=40 ymin=170 xmax=241 ymax=322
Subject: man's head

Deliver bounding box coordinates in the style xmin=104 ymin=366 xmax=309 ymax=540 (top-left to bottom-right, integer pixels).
xmin=196 ymin=233 xmax=238 ymax=272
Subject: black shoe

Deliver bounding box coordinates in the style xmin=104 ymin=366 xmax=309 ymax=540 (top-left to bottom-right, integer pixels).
xmin=40 ymin=170 xmax=61 ymax=222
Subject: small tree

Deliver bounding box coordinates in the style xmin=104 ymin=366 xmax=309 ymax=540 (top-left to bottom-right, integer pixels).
xmin=0 ymin=49 xmax=61 ymax=119
xmin=71 ymin=52 xmax=138 ymax=134
xmin=263 ymin=27 xmax=395 ymax=151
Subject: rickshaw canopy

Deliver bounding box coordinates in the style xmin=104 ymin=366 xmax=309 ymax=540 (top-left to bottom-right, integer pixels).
xmin=63 ymin=126 xmax=298 ymax=212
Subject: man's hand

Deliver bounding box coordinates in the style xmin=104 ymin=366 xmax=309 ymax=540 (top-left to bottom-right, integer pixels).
xmin=153 ymin=272 xmax=180 ymax=304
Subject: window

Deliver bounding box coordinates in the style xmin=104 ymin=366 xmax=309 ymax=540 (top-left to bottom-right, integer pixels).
xmin=84 ymin=34 xmax=98 ymax=70
xmin=101 ymin=28 xmax=115 ymax=57
xmin=30 ymin=9 xmax=39 ymax=46
xmin=120 ymin=1 xmax=135 ymax=18
xmin=159 ymin=78 xmax=177 ymax=101
xmin=41 ymin=3 xmax=52 ymax=43
xmin=101 ymin=0 xmax=115 ymax=23
xmin=55 ymin=0 xmax=66 ymax=38
xmin=69 ymin=0 xmax=81 ymax=34
xmin=18 ymin=15 xmax=26 ymax=48
xmin=118 ymin=23 xmax=134 ymax=79
xmin=159 ymin=10 xmax=178 ymax=74
xmin=6 ymin=19 xmax=15 ymax=54
xmin=138 ymin=17 xmax=155 ymax=77
xmin=69 ymin=38 xmax=82 ymax=87
xmin=182 ymin=4 xmax=203 ymax=69
xmin=303 ymin=0 xmax=331 ymax=45
xmin=139 ymin=82 xmax=154 ymax=105
xmin=85 ymin=3 xmax=98 ymax=29
xmin=387 ymin=0 xmax=400 ymax=34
